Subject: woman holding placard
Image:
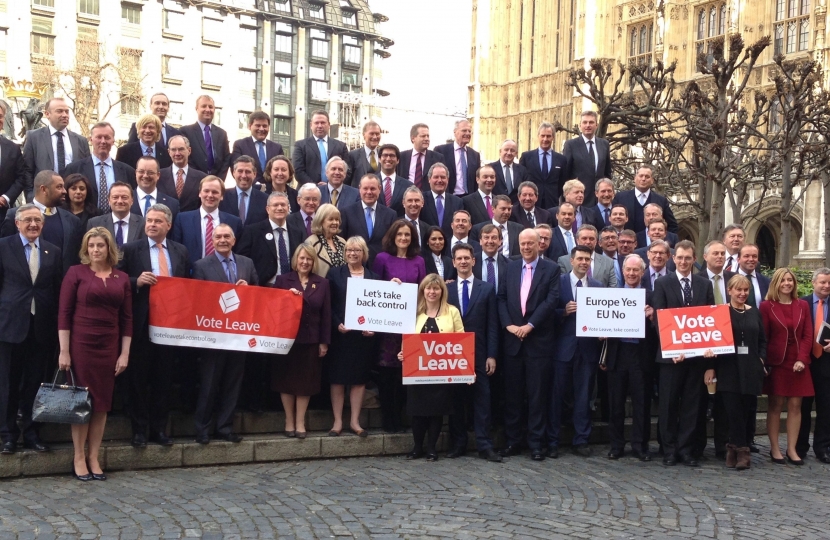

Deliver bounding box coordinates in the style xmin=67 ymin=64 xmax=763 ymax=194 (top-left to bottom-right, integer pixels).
xmin=760 ymin=268 xmax=813 ymax=466
xmin=706 ymin=275 xmax=766 ymax=470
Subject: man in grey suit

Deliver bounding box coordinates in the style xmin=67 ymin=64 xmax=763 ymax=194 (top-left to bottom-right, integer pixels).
xmin=192 ymin=223 xmax=258 ymax=445
xmin=86 ymin=181 xmax=146 ymax=247
xmin=346 ymin=121 xmax=381 ymax=186
xmin=557 ymin=224 xmax=618 ymax=288
xmin=179 ymin=95 xmax=231 ymax=180
xmin=319 ymin=157 xmax=359 ymax=209
xmin=375 ymin=144 xmax=414 ymax=217
xmin=562 ymin=111 xmax=613 ymax=207
xmin=22 ymin=97 xmax=89 ymax=199
xmin=292 ymin=110 xmax=349 ymax=186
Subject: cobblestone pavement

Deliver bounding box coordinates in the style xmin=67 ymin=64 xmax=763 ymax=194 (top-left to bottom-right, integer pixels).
xmin=0 ymin=441 xmax=828 ymax=539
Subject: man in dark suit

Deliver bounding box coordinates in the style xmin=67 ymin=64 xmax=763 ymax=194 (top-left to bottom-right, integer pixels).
xmin=434 ymin=119 xmax=481 ymax=197
xmin=562 ymin=111 xmax=613 ymax=207
xmin=736 ymin=244 xmax=770 ymax=309
xmin=0 ymin=101 xmax=27 ymax=218
xmin=550 ymin=179 xmax=604 ymax=232
xmin=171 ymin=176 xmax=243 ymax=267
xmin=218 ymin=156 xmax=268 ymax=227
xmin=319 ymin=157 xmax=360 ymax=209
xmin=396 ymin=123 xmax=445 ymax=189
xmin=131 ymin=156 xmax=180 ymax=222
xmin=64 ymin=122 xmax=136 ymax=211
xmin=346 ymin=121 xmax=381 ymax=186
xmin=374 ymin=144 xmax=414 ymax=217
xmin=447 ymin=210 xmax=481 ymax=255
xmin=178 ymin=95 xmax=231 ymax=179
xmin=287 ymin=183 xmax=321 ymax=239
xmin=127 ymin=92 xmax=181 ymax=148
xmin=470 ymin=195 xmax=522 ymax=259
xmin=87 ymin=181 xmax=146 ymax=246
xmin=0 ymin=204 xmax=63 ymax=454
xmin=798 ymin=269 xmax=830 ymax=463
xmin=592 ymin=179 xmax=616 ymax=228
xmin=401 ymin=186 xmax=430 ymax=249
xmin=634 ymin=218 xmax=677 ymax=262
xmin=652 ymin=240 xmax=716 ymax=467
xmin=420 ymin=163 xmax=463 ymax=239
xmin=549 ymin=203 xmax=576 ymax=262
xmin=462 ymin=164 xmax=497 ymax=225
xmin=230 ymin=111 xmax=284 ymax=187
xmin=118 ymin=204 xmax=190 ymax=447
xmin=722 ymin=224 xmax=745 ymax=273
xmin=641 ymin=239 xmax=672 ymax=291
xmin=192 ymin=224 xmax=258 ymax=444
xmin=510 ymin=181 xmax=553 ymax=229
xmin=491 ymin=139 xmax=527 ymax=204
xmin=159 ymin=135 xmax=207 ymax=213
xmin=446 ymin=243 xmax=501 ymax=462
xmin=473 ymin=224 xmax=509 ymax=291
xmin=339 ymin=175 xmax=396 ymax=267
xmin=1 ymin=171 xmax=82 ymax=273
xmin=518 ymin=122 xmax=567 ymax=208
xmin=613 ymin=165 xmax=678 ymax=234
xmin=635 ymin=204 xmax=679 ymax=248
xmin=22 ymin=97 xmax=89 ymax=196
xmin=498 ymin=228 xmax=560 ymax=461
xmin=609 ymin=205 xmax=630 ymax=235
xmin=292 ymin=110 xmax=349 ymax=185
xmin=115 ymin=114 xmax=173 ymax=170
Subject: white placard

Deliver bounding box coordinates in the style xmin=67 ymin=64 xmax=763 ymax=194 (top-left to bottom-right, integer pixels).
xmin=575 ymin=287 xmax=646 ymax=338
xmin=344 ymin=278 xmax=418 ymax=334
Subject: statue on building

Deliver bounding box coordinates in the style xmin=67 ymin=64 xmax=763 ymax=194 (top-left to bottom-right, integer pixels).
xmin=18 ymin=98 xmax=43 ymax=139
xmin=0 ymin=100 xmax=13 ymax=140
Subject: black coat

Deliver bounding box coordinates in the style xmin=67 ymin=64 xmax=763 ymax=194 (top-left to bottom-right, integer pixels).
xmin=447 ymin=278 xmax=499 ymax=368
xmin=115 ymin=141 xmax=172 ymax=171
xmin=179 ymin=123 xmax=231 ymax=180
xmin=235 ymin=218 xmax=305 ymax=285
xmin=158 ymin=166 xmax=206 ymax=213
xmin=714 ymin=306 xmax=767 ymax=395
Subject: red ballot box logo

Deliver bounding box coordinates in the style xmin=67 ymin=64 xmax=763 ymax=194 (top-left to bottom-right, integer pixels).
xmin=402 ymin=332 xmax=475 ymax=385
xmin=657 ymin=304 xmax=735 ymax=358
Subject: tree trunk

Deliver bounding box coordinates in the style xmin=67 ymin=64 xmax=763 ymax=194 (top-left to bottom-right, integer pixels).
xmin=779 ymin=155 xmax=793 ymax=267
xmin=823 ymin=170 xmax=830 ymax=265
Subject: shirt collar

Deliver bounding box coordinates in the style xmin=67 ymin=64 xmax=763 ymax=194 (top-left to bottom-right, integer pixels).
xmin=706 ymin=268 xmax=723 ymax=279
xmin=19 ymin=234 xmax=38 ymax=248
xmin=48 ymin=125 xmax=67 ymax=137
xmin=636 ymin=188 xmax=651 ymax=199
xmin=570 ymin=271 xmax=585 ymax=287
xmin=676 ymin=270 xmax=692 ymax=281
xmin=149 ymin=237 xmax=167 ymax=249
xmin=300 ymin=209 xmax=315 ymax=220
xmin=237 ymin=186 xmax=252 ymax=197
xmin=251 ymin=136 xmax=266 ymax=145
xmin=478 ymin=189 xmax=491 ymax=199
xmin=140 ymin=141 xmax=154 ymax=154
xmin=317 ymin=135 xmax=329 ymax=143
xmin=214 ymin=252 xmax=234 ymax=263
xmin=581 ymin=134 xmax=595 ymax=144
xmin=172 ymin=164 xmax=188 ymax=175
xmin=431 ymin=191 xmax=445 ymax=200
xmin=649 ymin=266 xmax=664 ymax=276
xmin=111 ymin=212 xmax=129 ymax=223
xmin=92 ymin=155 xmax=113 ymax=167
xmin=814 ymin=293 xmax=828 ymax=305
xmin=199 ymin=207 xmax=219 ymax=220
xmin=558 ymin=225 xmax=571 ymax=236
xmin=454 ymin=141 xmax=465 ymax=152
xmin=269 ymin=218 xmax=287 ymax=229
xmin=522 ymin=257 xmax=540 ymax=269
xmin=137 ymin=187 xmax=158 ymax=199
xmin=197 ymin=120 xmax=211 ymax=131
xmin=500 ymin=160 xmax=512 ymax=168
xmin=538 ymin=147 xmax=549 ymax=155
xmin=33 ymin=199 xmax=49 ymax=213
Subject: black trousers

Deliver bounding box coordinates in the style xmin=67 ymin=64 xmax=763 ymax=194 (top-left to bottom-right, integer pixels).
xmin=239 ymin=353 xmax=270 ymax=411
xmin=411 ymin=415 xmax=442 ymax=454
xmin=720 ymin=391 xmax=756 ymax=447
xmin=0 ymin=322 xmax=52 ymax=444
xmin=194 ymin=350 xmax=245 ymax=437
xmin=659 ymin=361 xmax=706 ymax=458
xmin=607 ymin=343 xmax=647 ymax=453
xmin=504 ymin=354 xmax=550 ymax=450
xmin=798 ymin=359 xmax=830 ymax=456
xmin=126 ymin=337 xmax=173 ymax=435
xmin=448 ymin=367 xmax=494 ymax=452
xmin=376 ymin=366 xmax=404 ymax=431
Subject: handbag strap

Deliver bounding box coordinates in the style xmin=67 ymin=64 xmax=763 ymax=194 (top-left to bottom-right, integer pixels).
xmin=49 ymin=368 xmax=79 ymax=390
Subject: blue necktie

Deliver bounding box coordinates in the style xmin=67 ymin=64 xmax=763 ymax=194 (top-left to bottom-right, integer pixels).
xmin=317 ymin=138 xmax=328 ymax=182
xmin=276 ymin=227 xmax=289 ymax=275
xmin=365 ymin=206 xmax=373 ymax=237
xmin=257 ymin=141 xmax=266 ymax=173
xmin=144 ymin=195 xmax=152 ymax=215
xmin=224 ymin=257 xmax=237 ymax=283
xmin=436 ymin=195 xmax=444 ymax=227
xmin=461 ymin=279 xmax=469 ymax=316
xmin=486 ymin=257 xmax=496 ymax=287
xmin=115 ymin=220 xmax=124 ymax=247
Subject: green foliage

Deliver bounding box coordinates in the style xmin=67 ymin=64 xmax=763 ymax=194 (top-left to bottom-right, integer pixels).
xmin=758 ymin=266 xmax=814 ymax=297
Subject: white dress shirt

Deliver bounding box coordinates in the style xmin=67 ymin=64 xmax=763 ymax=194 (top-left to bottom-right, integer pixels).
xmin=582 ymin=134 xmax=599 ymax=171
xmin=136 ymin=187 xmax=158 ymax=216
xmin=456 ymin=275 xmax=474 ymax=305
xmin=739 ymin=268 xmax=763 ymax=308
xmin=676 ymin=270 xmax=693 ymax=299
xmin=570 ymin=271 xmax=587 ymax=299
xmin=49 ymin=125 xmax=73 ymax=171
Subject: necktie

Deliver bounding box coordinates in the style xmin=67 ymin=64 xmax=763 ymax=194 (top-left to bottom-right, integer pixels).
xmin=604 ymin=208 xmax=610 ymax=226
xmin=204 ymin=215 xmax=215 ymax=256
xmin=411 ymin=221 xmax=420 ymax=245
xmin=239 ymin=191 xmax=247 ymax=223
xmin=115 ymin=220 xmax=125 ymax=247
xmin=257 ymin=141 xmax=266 ymax=173
xmin=436 ymin=195 xmax=444 ymax=228
xmin=461 ymin=279 xmax=469 ymax=316
xmin=384 ymin=177 xmax=393 ymax=206
xmin=638 ymin=192 xmax=646 ymax=206
xmin=225 ymin=257 xmax=237 ymax=283
xmin=55 ymin=131 xmax=66 ymax=176
xmin=365 ymin=206 xmax=374 ymax=237
xmin=458 ymin=148 xmax=468 ymax=191
xmin=414 ymin=152 xmax=423 ymax=188
xmin=725 ymin=256 xmax=734 ymax=271
xmin=276 ymin=227 xmax=289 ymax=275
xmin=713 ymin=274 xmax=724 ymax=305
xmin=541 ymin=151 xmax=549 ymax=176
xmin=98 ymin=162 xmax=110 ymax=212
xmin=587 ymin=140 xmax=595 ymax=171
xmin=145 ymin=145 xmax=154 ymax=156
xmin=504 ymin=165 xmax=513 ymax=193
xmin=587 ymin=262 xmax=593 ymax=280
xmin=576 ymin=279 xmax=583 ymax=296
xmin=571 ymin=215 xmax=578 ymax=234
xmin=317 ymin=138 xmax=328 ymax=182
xmin=814 ymin=298 xmax=826 ymax=358
xmin=520 ymin=263 xmax=532 ymax=316
xmin=369 ymin=150 xmax=378 ymax=172
xmin=331 ymin=188 xmax=338 ymax=207
xmin=565 ymin=230 xmax=573 ymax=251
xmin=43 ymin=207 xmax=53 ymax=216
xmin=305 ymin=215 xmax=313 ymax=237
xmin=161 ymin=124 xmax=168 ymax=145
xmin=144 ymin=195 xmax=153 ymax=215
xmin=527 ymin=211 xmax=535 ymax=227
xmin=176 ymin=168 xmax=185 ymax=197
xmin=204 ymin=125 xmax=215 ymax=172
xmin=28 ymin=242 xmax=38 ymax=315
xmin=486 ymin=257 xmax=496 ymax=286
xmin=682 ymin=277 xmax=692 ymax=306
xmin=613 ymin=257 xmax=622 ymax=284
xmin=746 ymin=274 xmax=757 ymax=307
xmin=485 ymin=195 xmax=493 ymax=219
xmin=156 ymin=243 xmax=170 ymax=276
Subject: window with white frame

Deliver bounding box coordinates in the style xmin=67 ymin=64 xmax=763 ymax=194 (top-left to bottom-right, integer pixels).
xmin=31 ymin=16 xmax=55 ymax=57
xmin=202 ymin=61 xmax=223 ymax=88
xmin=78 ymin=0 xmax=99 ymax=16
xmin=774 ymin=0 xmax=810 ymax=55
xmin=121 ymin=4 xmax=141 ymax=24
xmin=628 ymin=22 xmax=653 ymax=65
xmin=163 ymin=10 xmax=185 ymax=36
xmin=694 ymin=3 xmax=726 ymax=71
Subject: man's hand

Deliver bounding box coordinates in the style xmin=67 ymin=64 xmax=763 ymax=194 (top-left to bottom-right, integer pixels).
xmin=485 ymin=358 xmax=496 ymax=376
xmin=136 ymin=272 xmax=157 ymax=287
xmin=564 ymin=301 xmax=577 ymax=315
xmin=673 ymin=353 xmax=686 ymax=364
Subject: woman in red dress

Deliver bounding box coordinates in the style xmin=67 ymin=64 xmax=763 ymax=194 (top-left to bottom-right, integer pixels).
xmin=760 ymin=268 xmax=813 ymax=466
xmin=58 ymin=228 xmax=132 ymax=481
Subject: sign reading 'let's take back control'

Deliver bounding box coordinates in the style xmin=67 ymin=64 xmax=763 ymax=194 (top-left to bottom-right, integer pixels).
xmin=343 ymin=278 xmax=418 ymax=334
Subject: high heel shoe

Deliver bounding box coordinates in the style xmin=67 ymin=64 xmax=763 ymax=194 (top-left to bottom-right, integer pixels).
xmin=87 ymin=459 xmax=107 ymax=480
xmin=769 ymin=451 xmax=786 ymax=465
xmin=786 ymin=452 xmax=804 ymax=466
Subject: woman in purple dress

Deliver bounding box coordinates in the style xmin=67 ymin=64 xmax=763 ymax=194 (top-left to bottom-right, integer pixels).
xmin=372 ymin=220 xmax=426 ymax=433
xmin=58 ymin=228 xmax=132 ymax=481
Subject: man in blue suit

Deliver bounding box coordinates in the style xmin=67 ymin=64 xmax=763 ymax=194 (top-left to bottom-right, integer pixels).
xmin=131 ymin=156 xmax=180 ymax=223
xmin=548 ymin=245 xmax=602 ymax=458
xmin=736 ymin=244 xmax=770 ymax=309
xmin=171 ymin=176 xmax=243 ymax=267
xmin=229 ymin=111 xmax=284 ymax=187
xmin=339 ymin=175 xmax=397 ymax=267
xmin=446 ymin=243 xmax=501 ymax=462
xmin=497 ymin=228 xmax=560 ymax=461
xmin=420 ymin=163 xmax=463 ymax=240
xmin=374 ymin=144 xmax=414 ymax=217
xmin=218 ymin=156 xmax=268 ymax=227
xmin=518 ymin=122 xmax=567 ymax=208
xmin=433 ymin=119 xmax=481 ymax=197
xmin=319 ymin=157 xmax=360 ymax=209
xmin=798 ymin=268 xmax=830 ymax=463
xmin=64 ymin=122 xmax=136 ymax=210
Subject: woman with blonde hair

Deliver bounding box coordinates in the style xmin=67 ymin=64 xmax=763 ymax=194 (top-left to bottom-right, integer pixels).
xmin=307 ymin=203 xmax=346 ymax=277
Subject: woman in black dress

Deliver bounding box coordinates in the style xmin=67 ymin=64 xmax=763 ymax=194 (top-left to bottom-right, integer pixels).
xmin=63 ymin=173 xmax=102 ymax=230
xmin=327 ymin=237 xmax=378 ymax=436
xmin=422 ymin=226 xmax=453 ymax=280
xmin=264 ymin=156 xmax=300 ymax=212
xmin=705 ymin=274 xmax=767 ymax=470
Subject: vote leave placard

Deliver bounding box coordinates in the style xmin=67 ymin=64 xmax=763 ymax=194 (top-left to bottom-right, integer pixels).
xmin=657 ymin=304 xmax=735 ymax=358
xmin=402 ymin=332 xmax=476 ymax=385
xmin=344 ymin=278 xmax=418 ymax=334
xmin=148 ymin=276 xmax=303 ymax=354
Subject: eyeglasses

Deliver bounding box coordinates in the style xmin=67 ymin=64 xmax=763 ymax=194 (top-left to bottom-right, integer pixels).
xmin=18 ymin=217 xmax=44 ymax=224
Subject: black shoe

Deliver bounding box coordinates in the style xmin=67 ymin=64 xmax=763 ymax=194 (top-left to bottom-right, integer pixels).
xmin=748 ymin=442 xmax=760 ymax=454
xmin=663 ymin=455 xmax=677 ymax=466
xmin=681 ymin=455 xmax=699 ymax=467
xmin=816 ymin=452 xmax=830 ymax=464
xmin=787 ymin=453 xmax=804 ymax=466
xmin=573 ymin=445 xmax=592 ymax=457
xmin=446 ymin=447 xmax=466 ymax=459
xmin=545 ymin=446 xmax=559 ymax=459
xmin=405 ymin=451 xmax=423 ymax=460
xmin=91 ymin=472 xmax=107 ymax=481
xmin=478 ymin=449 xmax=502 ymax=462
xmin=148 ymin=432 xmax=173 ymax=446
xmin=195 ymin=434 xmax=210 ymax=445
xmin=607 ymin=449 xmax=622 ymax=460
xmin=216 ymin=432 xmax=243 ymax=443
xmin=499 ymin=444 xmax=522 ymax=457
xmin=630 ymin=449 xmax=652 ymax=462
xmin=23 ymin=440 xmax=50 ymax=453
xmin=131 ymin=434 xmax=147 ymax=448
xmin=1 ymin=441 xmax=17 ymax=454
xmin=425 ymin=452 xmax=438 ymax=462
xmin=73 ymin=467 xmax=93 ymax=482
xmin=530 ymin=449 xmax=545 ymax=461
xmin=769 ymin=451 xmax=786 ymax=464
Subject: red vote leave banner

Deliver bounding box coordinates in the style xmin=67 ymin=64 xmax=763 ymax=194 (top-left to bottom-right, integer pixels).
xmin=657 ymin=304 xmax=735 ymax=358
xmin=402 ymin=332 xmax=476 ymax=385
xmin=148 ymin=276 xmax=303 ymax=354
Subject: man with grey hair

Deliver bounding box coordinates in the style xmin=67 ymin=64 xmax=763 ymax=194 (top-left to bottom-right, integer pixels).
xmin=519 ymin=122 xmax=567 ymax=208
xmin=401 ymin=185 xmax=429 ymax=247
xmin=22 ymin=97 xmax=90 ymax=187
xmin=396 ymin=123 xmax=445 ymax=189
xmin=421 ymin=162 xmax=463 ymax=238
xmin=563 ymin=110 xmax=613 ymax=207
xmin=556 ymin=224 xmax=618 ymax=288
xmin=320 ymin=156 xmax=359 ymax=209
xmin=118 ymin=203 xmax=191 ymax=448
xmin=490 ymin=139 xmax=528 ymax=203
xmin=434 ymin=119 xmax=481 ymax=196
xmin=636 ymin=203 xmax=679 ymax=248
xmin=0 ymin=100 xmax=26 ymax=218
xmin=346 ymin=121 xmax=382 ymax=185
xmin=158 ymin=134 xmax=207 ymax=212
xmin=288 ymin=183 xmax=322 ymax=238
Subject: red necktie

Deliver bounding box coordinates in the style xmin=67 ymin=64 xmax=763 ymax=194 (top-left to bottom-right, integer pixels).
xmin=414 ymin=153 xmax=423 ymax=189
xmin=384 ymin=177 xmax=393 ymax=206
xmin=204 ymin=215 xmax=215 ymax=256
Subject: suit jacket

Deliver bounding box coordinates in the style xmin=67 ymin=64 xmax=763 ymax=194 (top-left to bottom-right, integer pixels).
xmin=548 ymin=205 xmax=605 ymax=233
xmin=171 ymin=209 xmax=244 ymax=267
xmin=230 ymin=137 xmax=284 ymax=185
xmin=115 ymin=141 xmax=172 ymax=171
xmin=396 ymin=148 xmax=445 ymax=188
xmin=86 ymin=212 xmax=146 ymax=243
xmin=802 ymin=293 xmax=830 ymax=361
xmin=193 ymin=252 xmax=258 ymax=286
xmin=64 ymin=157 xmax=137 ymax=203
xmin=130 ymin=189 xmax=180 ymax=222
xmin=158 ymin=166 xmax=206 ymax=212
xmin=292 ymin=136 xmax=349 ymax=185
xmin=556 ymin=252 xmax=618 ymax=288
xmin=636 ymin=230 xmax=680 ymax=249
xmin=235 ymin=218 xmax=305 ymax=285
xmin=0 ymin=138 xmax=27 ymax=217
xmin=509 ymin=205 xmax=553 ymax=229
xmin=634 ymin=246 xmax=677 ymax=273
xmin=555 ymin=273 xmax=602 ymax=362
xmin=423 ymin=251 xmax=454 ymax=280
xmin=22 ymin=126 xmax=90 ymax=197
xmin=603 ymin=288 xmax=656 ymax=372
xmin=127 ymin=122 xmax=181 ymax=148
xmin=447 ymin=277 xmax=498 ymax=368
xmin=339 ymin=202 xmax=397 ymax=267
xmin=613 ymin=188 xmax=678 ymax=234
xmin=739 ymin=270 xmax=771 ymax=308
xmin=490 ymin=161 xmax=527 ymax=204
xmin=347 ymin=146 xmax=380 ymax=186
xmin=319 ymin=183 xmax=361 ymax=210
xmin=470 ymin=220 xmax=522 ymax=258
xmin=651 ymin=272 xmax=716 ymax=363
xmin=497 ymin=257 xmax=560 ymax=357
xmin=518 ymin=148 xmax=567 ymax=208
xmin=375 ymin=173 xmax=414 ymax=217
xmin=0 ymin=235 xmax=62 ymax=343
xmin=421 ymin=191 xmax=464 ymax=238
xmin=697 ymin=268 xmax=736 ymax=303
xmin=562 ymin=136 xmax=613 ymax=207
xmin=433 ymin=143 xmax=481 ymax=195
xmin=472 ymin=252 xmax=509 ymax=291
xmin=1 ymin=207 xmax=82 ymax=273
xmin=462 ymin=192 xmax=493 ymax=225
xmin=219 ymin=187 xmax=268 ymax=227
xmin=179 ymin=122 xmax=231 ymax=179
xmin=117 ymin=238 xmax=191 ymax=335
xmin=273 ymin=271 xmax=331 ymax=345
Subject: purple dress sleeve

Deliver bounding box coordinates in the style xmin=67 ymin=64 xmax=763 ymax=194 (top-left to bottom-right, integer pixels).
xmin=118 ymin=270 xmax=133 ymax=338
xmin=58 ymin=265 xmax=81 ymax=332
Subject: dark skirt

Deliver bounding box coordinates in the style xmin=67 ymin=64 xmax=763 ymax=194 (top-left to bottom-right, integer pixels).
xmin=271 ymin=344 xmax=322 ymax=396
xmin=407 ymin=384 xmax=454 ymax=417
xmin=328 ymin=330 xmax=375 ymax=385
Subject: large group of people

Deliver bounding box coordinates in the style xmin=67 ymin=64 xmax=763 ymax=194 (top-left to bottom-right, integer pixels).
xmin=0 ymin=94 xmax=828 ymax=482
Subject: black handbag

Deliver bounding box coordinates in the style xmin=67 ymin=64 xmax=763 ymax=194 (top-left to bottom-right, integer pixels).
xmin=32 ymin=369 xmax=92 ymax=425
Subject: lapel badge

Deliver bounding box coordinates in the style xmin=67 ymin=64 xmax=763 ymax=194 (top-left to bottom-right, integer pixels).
xmin=265 ymin=233 xmax=274 ymax=240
